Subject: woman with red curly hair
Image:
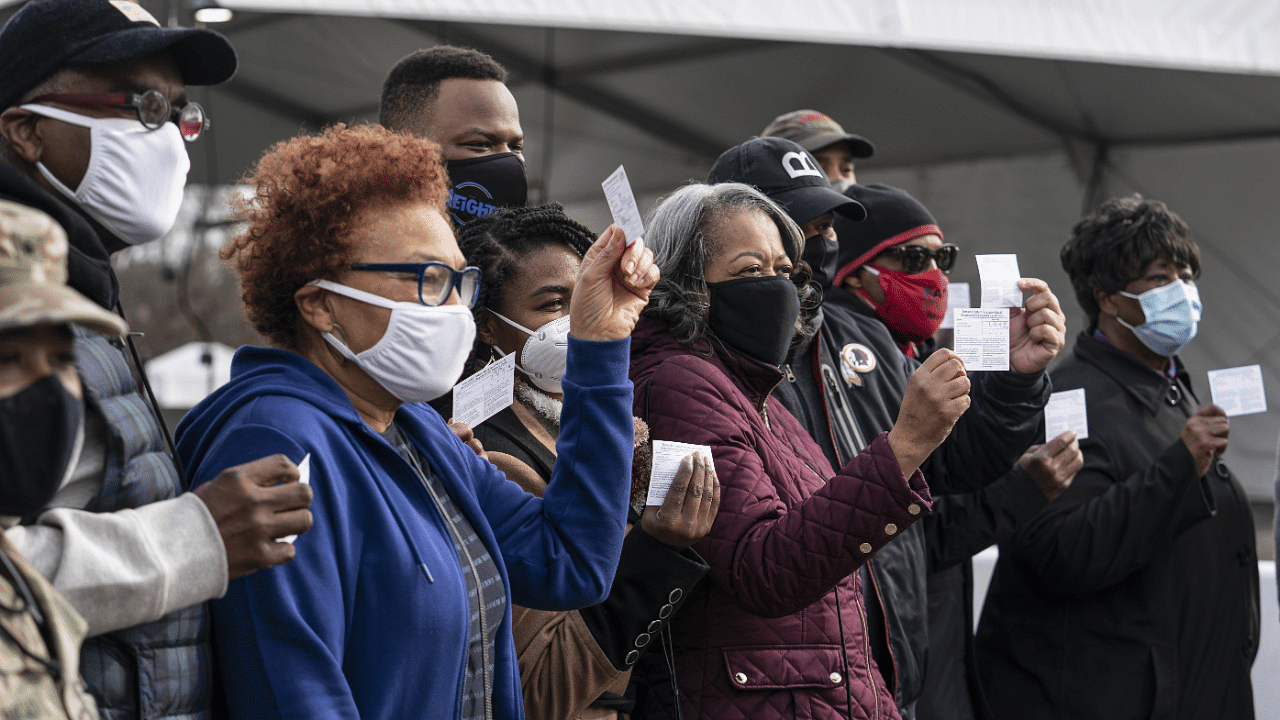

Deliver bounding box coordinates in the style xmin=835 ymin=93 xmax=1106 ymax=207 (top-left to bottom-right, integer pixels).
xmin=173 ymin=124 xmax=658 ymax=720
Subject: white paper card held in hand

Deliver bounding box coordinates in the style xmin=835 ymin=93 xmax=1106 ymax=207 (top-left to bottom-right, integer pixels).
xmin=953 ymin=308 xmax=1009 ymax=371
xmin=1207 ymin=364 xmax=1267 ymax=417
xmin=976 ymin=254 xmax=1022 ymax=308
xmin=452 ymin=353 xmax=517 ymax=429
xmin=1044 ymin=388 xmax=1088 ymax=443
xmin=601 ymin=165 xmax=645 ymax=246
xmin=940 ymin=282 xmax=971 ymax=330
xmin=280 ymin=453 xmax=311 ymax=544
xmin=647 ymin=440 xmax=713 ymax=506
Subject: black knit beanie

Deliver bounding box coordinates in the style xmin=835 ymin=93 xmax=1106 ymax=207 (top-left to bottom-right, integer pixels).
xmin=832 ymin=184 xmax=941 ymax=287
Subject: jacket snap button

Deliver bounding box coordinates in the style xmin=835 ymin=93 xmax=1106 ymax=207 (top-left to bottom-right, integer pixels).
xmin=907 ymin=503 xmax=921 ymax=516
xmin=669 ymin=588 xmax=683 ymax=603
xmin=659 ymin=604 xmax=673 ymax=619
xmin=635 ymin=633 xmax=651 ymax=648
xmin=859 ymin=543 xmax=872 ymax=554
xmin=625 ymin=650 xmax=640 ymax=666
xmin=648 ymin=620 xmax=662 ymax=633
xmin=734 ymin=672 xmax=747 ymax=684
xmin=829 ymin=672 xmax=843 ymax=684
xmin=884 ymin=523 xmax=897 ymax=535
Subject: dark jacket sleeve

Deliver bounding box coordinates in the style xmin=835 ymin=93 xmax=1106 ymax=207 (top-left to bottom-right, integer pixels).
xmin=577 ymin=526 xmax=708 ymax=669
xmin=924 ymin=466 xmax=1050 ymax=572
xmin=929 ymin=369 xmax=1052 ymax=494
xmin=1007 ymin=437 xmax=1214 ymax=595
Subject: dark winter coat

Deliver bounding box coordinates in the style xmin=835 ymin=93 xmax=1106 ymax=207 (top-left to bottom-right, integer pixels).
xmin=772 ymin=289 xmax=1049 ymax=717
xmin=976 ymin=332 xmax=1260 ymax=720
xmin=629 ymin=315 xmax=932 ymax=720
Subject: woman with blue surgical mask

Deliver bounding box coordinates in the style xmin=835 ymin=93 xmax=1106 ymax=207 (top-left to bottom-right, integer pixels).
xmin=454 ymin=204 xmax=716 ymax=720
xmin=173 ymin=125 xmax=661 ymax=720
xmin=976 ymin=195 xmax=1257 ymax=720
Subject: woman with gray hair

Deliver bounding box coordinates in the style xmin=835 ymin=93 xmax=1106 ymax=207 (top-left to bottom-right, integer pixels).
xmin=628 ymin=182 xmax=969 ymax=720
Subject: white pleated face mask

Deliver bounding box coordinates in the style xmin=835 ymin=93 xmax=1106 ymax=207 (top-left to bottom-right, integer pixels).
xmin=310 ymin=280 xmax=477 ymax=403
xmin=491 ymin=312 xmax=571 ymax=395
xmin=22 ymin=104 xmax=190 ymax=246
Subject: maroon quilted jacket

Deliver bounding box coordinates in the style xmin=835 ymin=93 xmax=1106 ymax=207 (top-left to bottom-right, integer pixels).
xmin=629 ymin=316 xmax=932 ymax=720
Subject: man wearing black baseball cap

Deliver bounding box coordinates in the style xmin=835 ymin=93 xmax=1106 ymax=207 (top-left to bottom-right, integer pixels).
xmin=762 ymin=109 xmax=875 ymax=190
xmin=711 ymin=136 xmax=1065 ymax=720
xmin=0 ymin=3 xmax=313 ymax=718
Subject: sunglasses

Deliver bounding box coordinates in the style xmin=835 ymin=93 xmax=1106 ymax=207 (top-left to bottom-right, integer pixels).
xmin=876 ymin=243 xmax=959 ymax=274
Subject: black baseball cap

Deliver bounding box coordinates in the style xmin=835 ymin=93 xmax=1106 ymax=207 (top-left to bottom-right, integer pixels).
xmin=0 ymin=0 xmax=238 ymax=111
xmin=762 ymin=110 xmax=875 ymax=158
xmin=708 ymin=137 xmax=867 ymax=225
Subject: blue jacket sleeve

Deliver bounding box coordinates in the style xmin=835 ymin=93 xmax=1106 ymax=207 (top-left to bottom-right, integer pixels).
xmin=462 ymin=335 xmax=636 ymax=612
xmin=190 ymin=421 xmax=360 ymax=720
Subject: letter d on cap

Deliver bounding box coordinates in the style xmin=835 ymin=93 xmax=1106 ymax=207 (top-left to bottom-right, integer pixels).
xmin=781 ymin=151 xmax=822 ymax=179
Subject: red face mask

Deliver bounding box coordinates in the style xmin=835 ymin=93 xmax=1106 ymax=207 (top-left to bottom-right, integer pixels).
xmin=857 ymin=265 xmax=949 ymax=347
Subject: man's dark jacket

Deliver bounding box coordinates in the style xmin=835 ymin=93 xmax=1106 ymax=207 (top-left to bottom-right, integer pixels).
xmin=772 ymin=287 xmax=1049 ymax=717
xmin=976 ymin=332 xmax=1259 ymax=720
xmin=0 ymin=162 xmax=212 ymax=720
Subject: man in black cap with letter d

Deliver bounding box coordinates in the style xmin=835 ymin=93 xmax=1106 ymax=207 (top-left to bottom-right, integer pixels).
xmin=0 ymin=2 xmax=313 ymax=717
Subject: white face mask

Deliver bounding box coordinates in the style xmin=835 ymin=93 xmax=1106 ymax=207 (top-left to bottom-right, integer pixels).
xmin=491 ymin=311 xmax=571 ymax=395
xmin=310 ymin=279 xmax=476 ymax=404
xmin=22 ymin=104 xmax=190 ymax=246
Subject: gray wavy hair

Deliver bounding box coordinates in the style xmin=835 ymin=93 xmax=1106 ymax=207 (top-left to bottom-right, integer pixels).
xmin=642 ymin=182 xmax=817 ymax=348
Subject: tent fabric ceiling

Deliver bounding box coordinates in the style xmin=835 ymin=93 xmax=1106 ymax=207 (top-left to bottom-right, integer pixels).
xmin=167 ymin=11 xmax=1280 ymax=197
xmin=223 ymin=0 xmax=1280 ymax=76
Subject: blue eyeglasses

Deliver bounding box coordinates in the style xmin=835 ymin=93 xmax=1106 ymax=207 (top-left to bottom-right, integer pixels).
xmin=349 ymin=263 xmax=482 ymax=308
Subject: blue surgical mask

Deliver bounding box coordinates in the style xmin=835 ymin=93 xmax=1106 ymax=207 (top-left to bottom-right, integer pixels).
xmin=1116 ymin=280 xmax=1201 ymax=357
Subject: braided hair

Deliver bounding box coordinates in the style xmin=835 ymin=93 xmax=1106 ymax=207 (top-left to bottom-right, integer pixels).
xmin=456 ymin=203 xmax=595 ymax=377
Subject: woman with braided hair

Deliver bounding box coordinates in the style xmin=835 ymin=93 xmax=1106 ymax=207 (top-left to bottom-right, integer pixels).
xmin=457 ymin=203 xmax=718 ymax=720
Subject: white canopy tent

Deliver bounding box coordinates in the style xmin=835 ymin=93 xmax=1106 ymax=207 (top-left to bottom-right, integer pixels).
xmin=5 ymin=0 xmax=1278 ymax=500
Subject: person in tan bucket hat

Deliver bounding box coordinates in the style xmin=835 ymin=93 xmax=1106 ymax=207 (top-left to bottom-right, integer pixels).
xmin=0 ymin=198 xmax=124 ymax=720
xmin=0 ymin=199 xmax=126 ymax=337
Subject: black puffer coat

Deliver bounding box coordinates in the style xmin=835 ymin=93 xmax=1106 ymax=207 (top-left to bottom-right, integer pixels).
xmin=772 ymin=288 xmax=1049 ymax=717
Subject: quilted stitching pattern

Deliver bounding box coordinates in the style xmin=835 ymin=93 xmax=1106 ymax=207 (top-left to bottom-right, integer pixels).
xmin=630 ymin=319 xmax=931 ymax=720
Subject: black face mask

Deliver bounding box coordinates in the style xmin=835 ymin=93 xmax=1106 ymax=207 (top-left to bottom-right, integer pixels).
xmin=801 ymin=234 xmax=839 ymax=296
xmin=445 ymin=152 xmax=529 ymax=226
xmin=706 ymin=275 xmax=801 ymax=367
xmin=0 ymin=375 xmax=82 ymax=517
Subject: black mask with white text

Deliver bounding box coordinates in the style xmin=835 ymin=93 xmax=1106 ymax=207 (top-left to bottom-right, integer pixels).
xmin=445 ymin=152 xmax=529 ymax=225
xmin=0 ymin=375 xmax=82 ymax=517
xmin=706 ymin=275 xmax=801 ymax=367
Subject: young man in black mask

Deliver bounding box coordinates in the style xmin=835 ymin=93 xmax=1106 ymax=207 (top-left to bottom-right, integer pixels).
xmin=0 ymin=198 xmax=122 ymax=718
xmin=709 ymin=136 xmax=1070 ymax=720
xmin=380 ymin=46 xmax=527 ymax=225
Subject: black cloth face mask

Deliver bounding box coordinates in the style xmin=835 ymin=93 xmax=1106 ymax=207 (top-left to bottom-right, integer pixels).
xmin=0 ymin=374 xmax=82 ymax=517
xmin=706 ymin=275 xmax=801 ymax=367
xmin=445 ymin=152 xmax=529 ymax=225
xmin=801 ymin=234 xmax=839 ymax=297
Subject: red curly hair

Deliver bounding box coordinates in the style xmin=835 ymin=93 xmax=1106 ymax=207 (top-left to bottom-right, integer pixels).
xmin=222 ymin=123 xmax=449 ymax=349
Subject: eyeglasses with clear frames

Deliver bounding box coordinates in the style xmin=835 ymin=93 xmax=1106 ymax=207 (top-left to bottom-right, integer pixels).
xmin=348 ymin=263 xmax=483 ymax=308
xmin=28 ymin=89 xmax=210 ymax=142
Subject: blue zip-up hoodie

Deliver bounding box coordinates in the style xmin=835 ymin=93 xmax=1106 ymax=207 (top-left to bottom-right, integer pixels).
xmin=175 ymin=338 xmax=634 ymax=720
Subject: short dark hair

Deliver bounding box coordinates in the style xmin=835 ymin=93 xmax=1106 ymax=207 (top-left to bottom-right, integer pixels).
xmin=1060 ymin=195 xmax=1201 ymax=328
xmin=457 ymin=203 xmax=594 ymax=372
xmin=379 ymin=45 xmax=507 ymax=134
